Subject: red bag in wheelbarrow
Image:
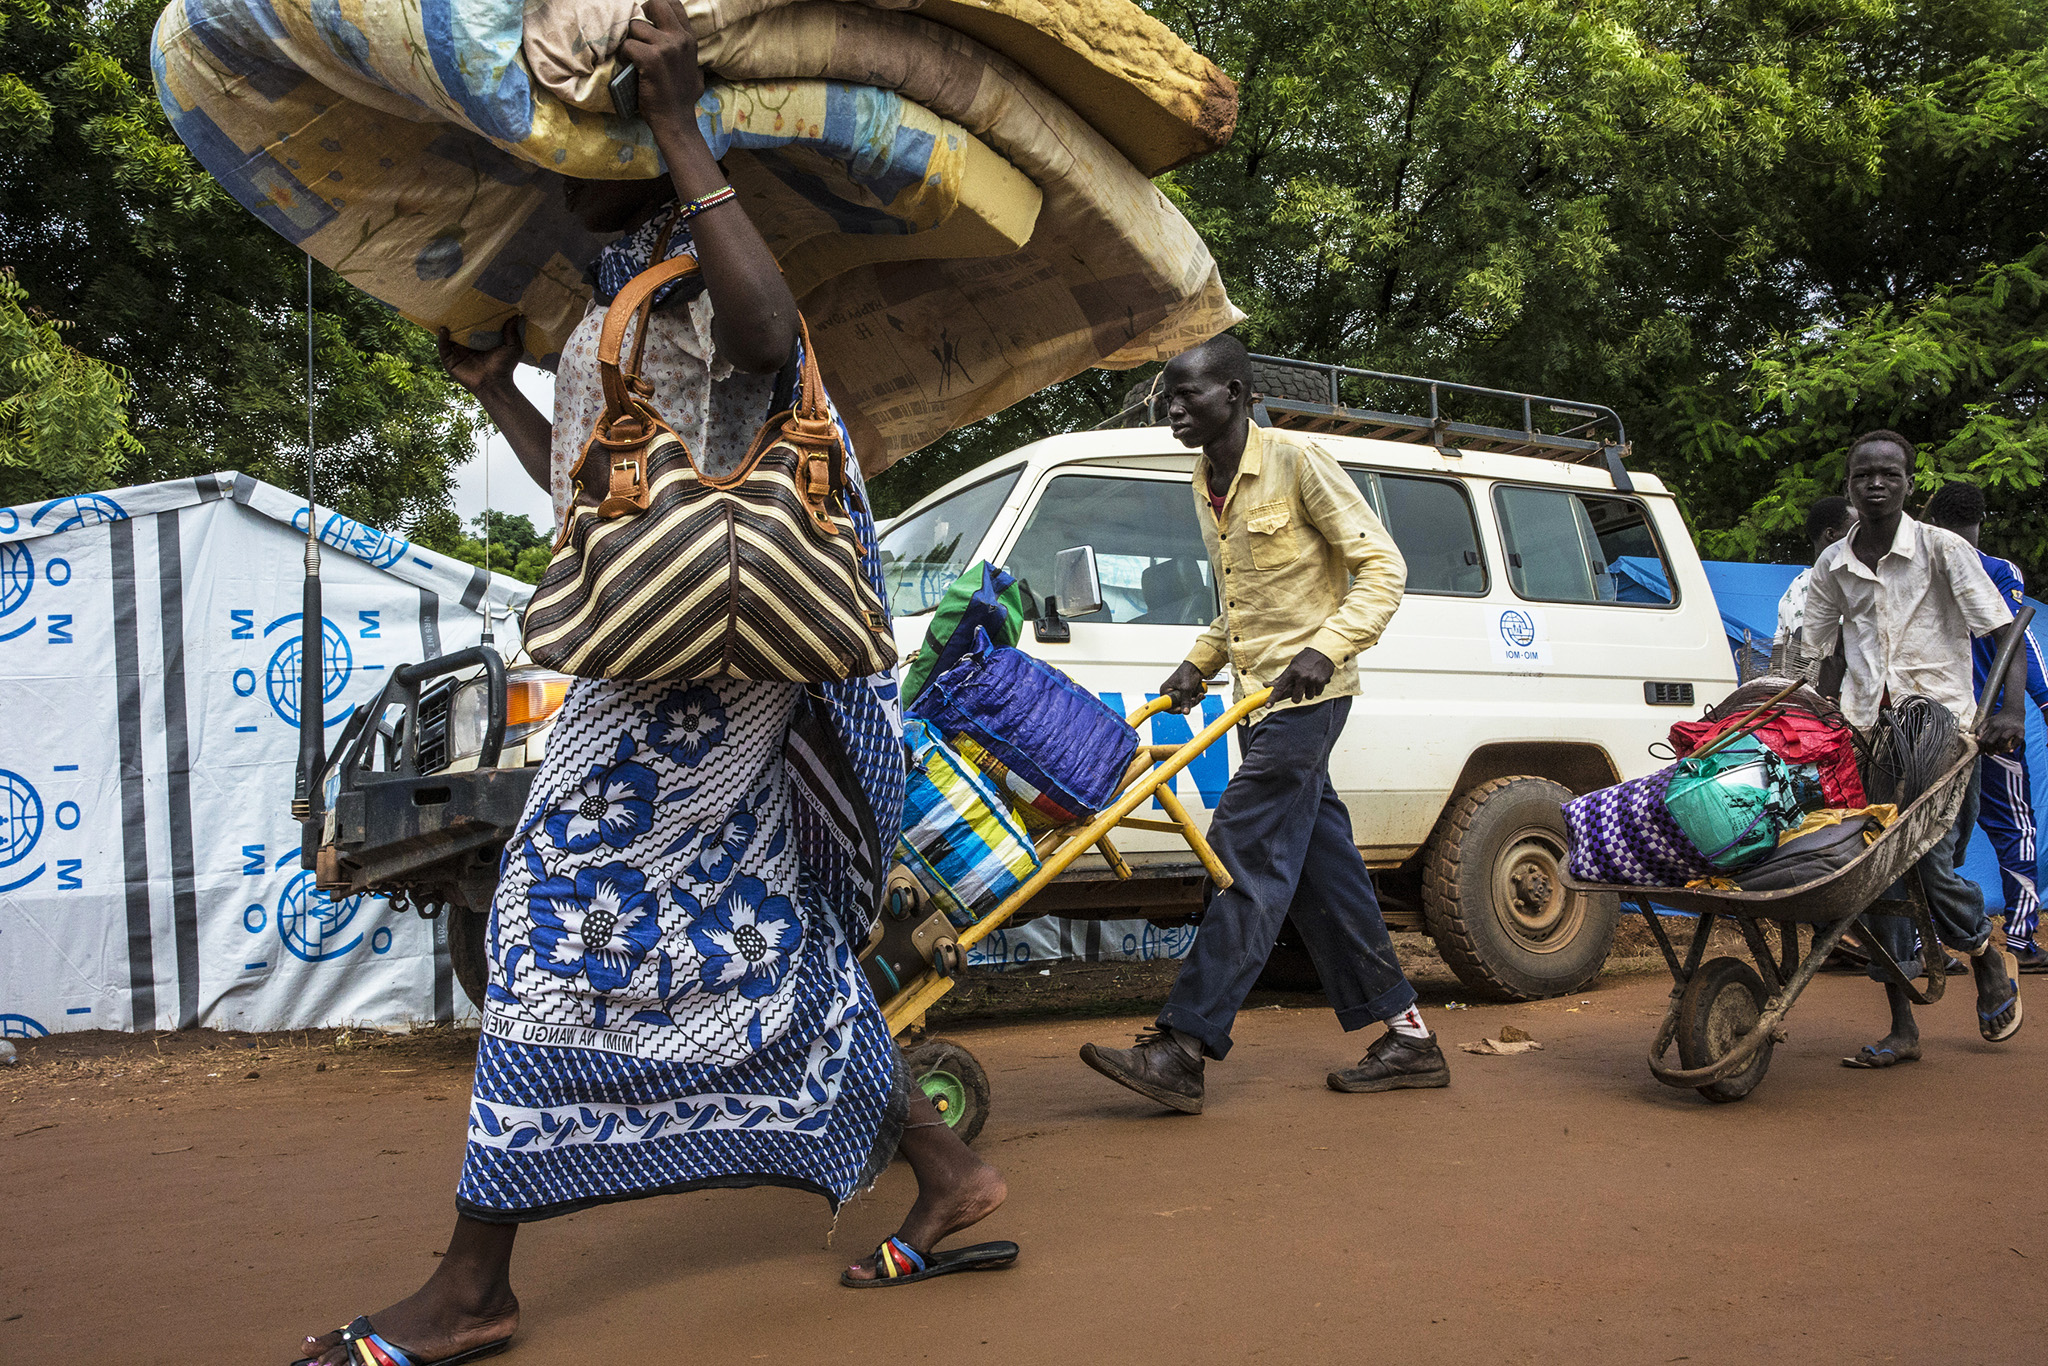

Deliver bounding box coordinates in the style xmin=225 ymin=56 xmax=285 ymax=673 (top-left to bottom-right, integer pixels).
xmin=907 ymin=627 xmax=1140 ymax=828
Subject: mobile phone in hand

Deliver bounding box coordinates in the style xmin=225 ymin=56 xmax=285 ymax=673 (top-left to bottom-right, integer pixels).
xmin=608 ymin=63 xmax=639 ymax=119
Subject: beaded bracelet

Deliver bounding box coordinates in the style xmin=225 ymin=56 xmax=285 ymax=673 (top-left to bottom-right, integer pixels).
xmin=676 ymin=184 xmax=738 ymax=221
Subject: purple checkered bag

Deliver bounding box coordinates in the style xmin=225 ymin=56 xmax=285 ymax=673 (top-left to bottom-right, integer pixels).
xmin=1561 ymin=767 xmax=1712 ymax=887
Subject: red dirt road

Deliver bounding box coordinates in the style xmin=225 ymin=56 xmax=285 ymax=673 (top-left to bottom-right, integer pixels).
xmin=5 ymin=967 xmax=2045 ymax=1365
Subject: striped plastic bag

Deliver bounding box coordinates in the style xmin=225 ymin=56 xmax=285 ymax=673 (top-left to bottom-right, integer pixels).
xmin=896 ymin=720 xmax=1042 ymax=927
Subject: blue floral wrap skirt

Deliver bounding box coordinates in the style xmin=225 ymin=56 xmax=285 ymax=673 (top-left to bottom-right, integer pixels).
xmin=457 ymin=676 xmax=906 ymax=1222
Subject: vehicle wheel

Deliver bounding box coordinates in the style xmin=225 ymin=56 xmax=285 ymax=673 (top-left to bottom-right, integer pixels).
xmin=1249 ymin=358 xmax=1331 ymax=406
xmin=902 ymin=1038 xmax=990 ymax=1146
xmin=1253 ymin=916 xmax=1325 ymax=994
xmin=1422 ymin=776 xmax=1619 ymax=1001
xmin=449 ymin=907 xmax=490 ymax=1012
xmin=1120 ymin=375 xmax=1166 ymax=427
xmin=1674 ymin=956 xmax=1774 ymax=1103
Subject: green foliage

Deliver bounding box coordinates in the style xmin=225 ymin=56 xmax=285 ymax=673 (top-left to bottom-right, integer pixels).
xmin=0 ymin=268 xmax=139 ymax=501
xmin=0 ymin=0 xmax=480 ymax=529
xmin=1694 ymin=241 xmax=2048 ymax=564
xmin=414 ymin=509 xmax=551 ymax=583
xmin=881 ymin=0 xmax=2048 ymax=580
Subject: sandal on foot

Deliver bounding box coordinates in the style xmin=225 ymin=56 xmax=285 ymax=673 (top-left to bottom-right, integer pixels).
xmin=1841 ymin=1043 xmax=1920 ymax=1069
xmin=1981 ymin=968 xmax=2024 ymax=1043
xmin=840 ymin=1235 xmax=1018 ymax=1288
xmin=292 ymin=1316 xmax=510 ymax=1366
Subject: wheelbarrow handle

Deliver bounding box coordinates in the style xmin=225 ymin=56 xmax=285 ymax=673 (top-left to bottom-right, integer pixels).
xmin=1971 ymin=603 xmax=2036 ymax=736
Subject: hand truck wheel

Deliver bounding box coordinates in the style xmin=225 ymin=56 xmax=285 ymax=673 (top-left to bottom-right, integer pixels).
xmin=902 ymin=1037 xmax=990 ymax=1146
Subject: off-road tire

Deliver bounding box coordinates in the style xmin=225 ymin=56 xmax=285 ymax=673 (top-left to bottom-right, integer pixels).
xmin=1249 ymin=359 xmax=1329 ymax=407
xmin=1422 ymin=776 xmax=1619 ymax=1001
xmin=450 ymin=906 xmax=489 ymax=1012
xmin=903 ymin=1038 xmax=991 ymax=1146
xmin=1119 ymin=375 xmax=1166 ymax=427
xmin=1674 ymin=956 xmax=1774 ymax=1103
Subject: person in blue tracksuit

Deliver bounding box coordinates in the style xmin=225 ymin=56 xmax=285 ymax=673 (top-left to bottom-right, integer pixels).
xmin=1927 ymin=482 xmax=2048 ymax=972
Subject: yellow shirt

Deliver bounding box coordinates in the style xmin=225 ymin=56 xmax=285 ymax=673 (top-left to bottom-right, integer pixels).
xmin=1184 ymin=423 xmax=1406 ymax=713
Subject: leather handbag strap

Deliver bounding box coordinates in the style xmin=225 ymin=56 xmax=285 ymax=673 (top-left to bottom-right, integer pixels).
xmin=597 ymin=251 xmax=701 ymax=419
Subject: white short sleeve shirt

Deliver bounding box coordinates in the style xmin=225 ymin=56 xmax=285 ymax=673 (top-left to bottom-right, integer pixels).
xmin=1799 ymin=515 xmax=2013 ymax=728
xmin=1774 ymin=566 xmax=1815 ymax=646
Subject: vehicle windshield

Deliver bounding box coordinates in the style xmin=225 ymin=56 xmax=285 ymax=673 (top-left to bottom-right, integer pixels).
xmin=877 ymin=471 xmax=1021 ymax=617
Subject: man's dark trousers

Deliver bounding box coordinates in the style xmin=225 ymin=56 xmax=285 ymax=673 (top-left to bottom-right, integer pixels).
xmin=1157 ymin=696 xmax=1415 ymax=1059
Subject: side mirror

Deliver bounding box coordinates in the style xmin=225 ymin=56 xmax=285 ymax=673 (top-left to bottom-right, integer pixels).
xmin=1035 ymin=546 xmax=1103 ymax=643
xmin=1053 ymin=545 xmax=1104 ymax=617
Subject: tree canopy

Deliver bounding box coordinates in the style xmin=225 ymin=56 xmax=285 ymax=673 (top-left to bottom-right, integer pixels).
xmin=0 ymin=0 xmax=478 ymax=526
xmin=5 ymin=0 xmax=2042 ymax=579
xmin=872 ymin=0 xmax=2048 ymax=579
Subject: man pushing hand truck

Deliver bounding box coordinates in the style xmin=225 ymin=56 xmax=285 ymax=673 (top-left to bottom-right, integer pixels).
xmin=1078 ymin=335 xmax=1446 ymax=1112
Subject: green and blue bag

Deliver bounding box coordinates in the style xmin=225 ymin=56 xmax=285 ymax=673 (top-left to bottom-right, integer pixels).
xmin=1661 ymin=735 xmax=1822 ymax=871
xmin=896 ymin=719 xmax=1042 ymax=927
xmin=901 ymin=562 xmax=1026 ymax=706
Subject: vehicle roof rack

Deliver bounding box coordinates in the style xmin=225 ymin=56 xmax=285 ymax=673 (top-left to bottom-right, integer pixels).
xmin=1104 ymin=354 xmax=1634 ymax=492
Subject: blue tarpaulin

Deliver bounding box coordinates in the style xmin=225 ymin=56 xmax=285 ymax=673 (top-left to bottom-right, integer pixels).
xmin=1694 ymin=559 xmax=2048 ymax=933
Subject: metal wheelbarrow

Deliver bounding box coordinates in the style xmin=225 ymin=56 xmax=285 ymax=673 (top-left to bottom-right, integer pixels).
xmin=1561 ymin=614 xmax=2030 ymax=1103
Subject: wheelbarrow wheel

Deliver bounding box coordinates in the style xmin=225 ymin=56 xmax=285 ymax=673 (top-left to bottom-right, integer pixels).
xmin=903 ymin=1038 xmax=990 ymax=1146
xmin=1675 ymin=956 xmax=1774 ymax=1103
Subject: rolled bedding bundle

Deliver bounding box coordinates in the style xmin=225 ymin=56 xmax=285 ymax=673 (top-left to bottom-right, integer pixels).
xmin=149 ymin=0 xmax=1244 ymax=471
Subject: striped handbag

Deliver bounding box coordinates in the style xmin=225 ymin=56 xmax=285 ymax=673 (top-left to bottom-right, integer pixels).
xmin=522 ymin=253 xmax=897 ymax=682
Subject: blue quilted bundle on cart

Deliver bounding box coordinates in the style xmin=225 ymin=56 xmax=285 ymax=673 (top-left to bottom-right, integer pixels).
xmin=908 ymin=627 xmax=1140 ymax=827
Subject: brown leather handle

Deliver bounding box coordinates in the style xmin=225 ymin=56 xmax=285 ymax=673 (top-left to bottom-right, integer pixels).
xmin=596 ymin=253 xmax=702 ymax=419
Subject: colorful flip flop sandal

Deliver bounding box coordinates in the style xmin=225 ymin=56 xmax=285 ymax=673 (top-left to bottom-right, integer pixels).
xmin=841 ymin=1235 xmax=1020 ymax=1288
xmin=292 ymin=1316 xmax=511 ymax=1366
xmin=1841 ymin=1043 xmax=1920 ymax=1069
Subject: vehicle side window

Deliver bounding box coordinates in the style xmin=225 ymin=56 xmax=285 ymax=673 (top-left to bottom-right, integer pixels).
xmin=1001 ymin=475 xmax=1218 ymax=625
xmin=1366 ymin=473 xmax=1486 ymax=596
xmin=877 ymin=471 xmax=1021 ymax=617
xmin=1493 ymin=485 xmax=1676 ymax=606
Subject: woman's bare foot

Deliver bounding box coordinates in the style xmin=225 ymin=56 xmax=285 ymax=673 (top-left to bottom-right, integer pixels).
xmin=293 ymin=1218 xmax=519 ymax=1364
xmin=844 ymin=1097 xmax=1008 ymax=1282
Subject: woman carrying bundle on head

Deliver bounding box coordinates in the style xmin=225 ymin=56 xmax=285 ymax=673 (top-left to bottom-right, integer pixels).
xmin=293 ymin=7 xmax=1012 ymax=1363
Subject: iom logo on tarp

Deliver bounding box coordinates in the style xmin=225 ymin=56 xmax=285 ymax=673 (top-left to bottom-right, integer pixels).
xmin=263 ymin=614 xmax=354 ymax=728
xmin=293 ymin=508 xmax=409 ymax=569
xmin=0 ymin=769 xmax=43 ymax=869
xmin=278 ymin=870 xmax=366 ymax=961
xmin=0 ymin=540 xmax=32 ymax=643
xmin=0 ymin=1013 xmax=48 ymax=1038
xmin=31 ymin=492 xmax=127 ymax=532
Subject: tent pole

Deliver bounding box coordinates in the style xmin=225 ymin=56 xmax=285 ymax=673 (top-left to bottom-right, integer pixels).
xmin=294 ymin=254 xmax=326 ymax=868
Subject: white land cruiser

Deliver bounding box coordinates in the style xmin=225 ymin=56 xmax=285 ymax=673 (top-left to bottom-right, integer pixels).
xmin=876 ymin=357 xmax=1736 ymax=1000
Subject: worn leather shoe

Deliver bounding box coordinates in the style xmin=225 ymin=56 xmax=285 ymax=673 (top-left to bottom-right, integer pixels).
xmin=1079 ymin=1027 xmax=1204 ymax=1113
xmin=1327 ymin=1030 xmax=1451 ymax=1093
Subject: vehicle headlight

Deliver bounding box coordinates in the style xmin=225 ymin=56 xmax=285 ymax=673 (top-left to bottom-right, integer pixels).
xmin=448 ymin=680 xmax=491 ymax=763
xmin=446 ymin=666 xmax=572 ymax=764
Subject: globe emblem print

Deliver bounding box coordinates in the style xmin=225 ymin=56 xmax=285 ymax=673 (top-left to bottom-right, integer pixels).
xmin=266 ymin=619 xmax=353 ymax=727
xmin=30 ymin=492 xmax=126 ymax=532
xmin=278 ymin=870 xmax=365 ymax=962
xmin=1499 ymin=609 xmax=1537 ymax=648
xmin=0 ymin=541 xmax=30 ymax=618
xmin=0 ymin=770 xmax=44 ymax=870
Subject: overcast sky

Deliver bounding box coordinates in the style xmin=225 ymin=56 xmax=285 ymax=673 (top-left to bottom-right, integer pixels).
xmin=449 ymin=365 xmax=557 ymax=532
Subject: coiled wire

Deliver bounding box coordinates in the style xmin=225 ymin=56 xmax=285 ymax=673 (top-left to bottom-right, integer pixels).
xmin=1865 ymin=695 xmax=1959 ymax=808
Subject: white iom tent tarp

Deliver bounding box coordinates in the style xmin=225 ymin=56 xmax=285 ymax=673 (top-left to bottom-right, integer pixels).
xmin=0 ymin=474 xmax=529 ymax=1038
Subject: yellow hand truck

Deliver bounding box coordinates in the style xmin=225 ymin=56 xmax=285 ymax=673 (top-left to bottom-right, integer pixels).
xmin=875 ymin=686 xmax=1274 ymax=1142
